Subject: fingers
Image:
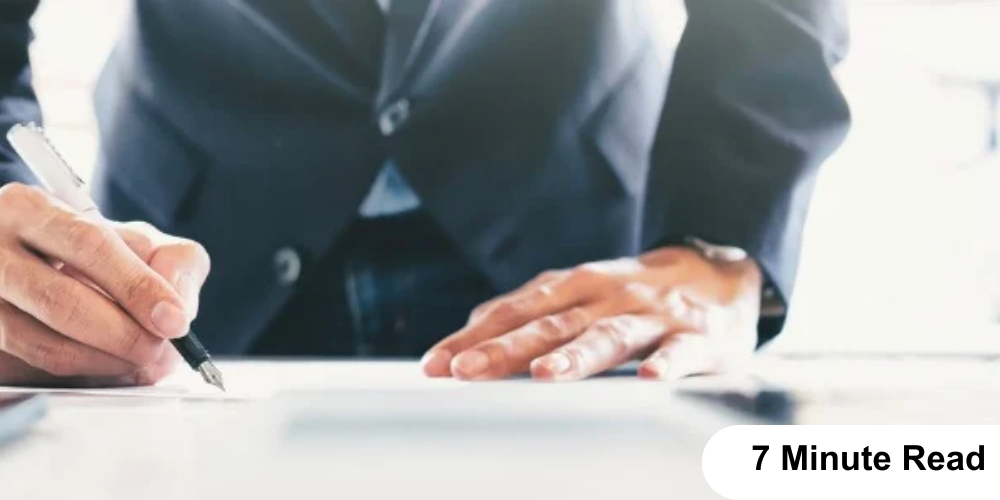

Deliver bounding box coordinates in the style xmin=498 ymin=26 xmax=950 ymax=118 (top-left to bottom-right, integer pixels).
xmin=447 ymin=287 xmax=704 ymax=381
xmin=467 ymin=270 xmax=566 ymax=323
xmin=129 ymin=344 xmax=181 ymax=386
xmin=436 ymin=280 xmax=673 ymax=381
xmin=0 ymin=300 xmax=139 ymax=378
xmin=1 ymin=185 xmax=189 ymax=339
xmin=448 ymin=281 xmax=672 ymax=380
xmin=0 ymin=246 xmax=167 ymax=368
xmin=0 ymin=351 xmax=142 ymax=388
xmin=422 ymin=268 xmax=603 ymax=376
xmin=0 ymin=185 xmax=198 ymax=387
xmin=530 ymin=315 xmax=669 ymax=381
xmin=638 ymin=332 xmax=719 ymax=381
xmin=115 ymin=222 xmax=210 ymax=319
xmin=449 ymin=306 xmax=596 ymax=380
xmin=0 ymin=350 xmax=51 ymax=386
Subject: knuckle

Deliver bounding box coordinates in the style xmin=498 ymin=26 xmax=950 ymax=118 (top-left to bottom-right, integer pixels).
xmin=61 ymin=290 xmax=87 ymax=327
xmin=37 ymin=340 xmax=80 ymax=377
xmin=532 ymin=282 xmax=557 ymax=299
xmin=662 ymin=290 xmax=688 ymax=316
xmin=0 ymin=248 xmax=20 ymax=291
xmin=0 ymin=183 xmax=25 ymax=204
xmin=36 ymin=278 xmax=79 ymax=326
xmin=66 ymin=219 xmax=114 ymax=266
xmin=591 ymin=317 xmax=631 ymax=355
xmin=622 ymin=282 xmax=659 ymax=308
xmin=590 ymin=317 xmax=622 ymax=335
xmin=565 ymin=306 xmax=592 ymax=326
xmin=118 ymin=323 xmax=160 ymax=366
xmin=469 ymin=303 xmax=490 ymax=321
xmin=561 ymin=344 xmax=587 ymax=367
xmin=536 ymin=270 xmax=565 ymax=283
xmin=535 ymin=270 xmax=556 ymax=282
xmin=122 ymin=272 xmax=164 ymax=308
xmin=491 ymin=301 xmax=525 ymax=323
xmin=605 ymin=327 xmax=631 ymax=356
xmin=535 ymin=308 xmax=590 ymax=343
xmin=535 ymin=315 xmax=570 ymax=342
xmin=121 ymin=226 xmax=157 ymax=259
xmin=571 ymin=264 xmax=602 ymax=281
xmin=481 ymin=342 xmax=511 ymax=374
xmin=0 ymin=183 xmax=42 ymax=212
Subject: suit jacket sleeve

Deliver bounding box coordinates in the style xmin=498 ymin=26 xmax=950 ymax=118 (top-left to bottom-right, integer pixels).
xmin=0 ymin=0 xmax=42 ymax=186
xmin=650 ymin=0 xmax=852 ymax=345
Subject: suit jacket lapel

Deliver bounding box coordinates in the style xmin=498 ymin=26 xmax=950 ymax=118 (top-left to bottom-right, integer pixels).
xmin=379 ymin=0 xmax=439 ymax=104
xmin=227 ymin=0 xmax=383 ymax=101
xmin=308 ymin=0 xmax=385 ymax=76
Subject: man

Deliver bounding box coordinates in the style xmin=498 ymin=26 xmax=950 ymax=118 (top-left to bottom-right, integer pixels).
xmin=0 ymin=0 xmax=849 ymax=386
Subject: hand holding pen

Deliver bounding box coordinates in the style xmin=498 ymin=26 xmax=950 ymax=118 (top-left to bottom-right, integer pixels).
xmin=0 ymin=123 xmax=222 ymax=390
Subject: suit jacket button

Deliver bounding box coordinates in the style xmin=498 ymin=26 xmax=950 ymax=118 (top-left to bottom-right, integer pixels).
xmin=274 ymin=247 xmax=302 ymax=286
xmin=379 ymin=99 xmax=410 ymax=136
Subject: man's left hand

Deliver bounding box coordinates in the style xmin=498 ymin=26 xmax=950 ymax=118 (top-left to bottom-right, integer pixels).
xmin=422 ymin=246 xmax=763 ymax=381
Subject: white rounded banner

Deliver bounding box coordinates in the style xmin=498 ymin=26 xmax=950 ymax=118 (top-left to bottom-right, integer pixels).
xmin=703 ymin=426 xmax=999 ymax=499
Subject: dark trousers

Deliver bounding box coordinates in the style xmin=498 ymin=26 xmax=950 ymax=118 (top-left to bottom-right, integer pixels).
xmin=249 ymin=211 xmax=497 ymax=358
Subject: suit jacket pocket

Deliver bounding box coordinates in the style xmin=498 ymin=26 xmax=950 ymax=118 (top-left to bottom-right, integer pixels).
xmin=93 ymin=91 xmax=205 ymax=229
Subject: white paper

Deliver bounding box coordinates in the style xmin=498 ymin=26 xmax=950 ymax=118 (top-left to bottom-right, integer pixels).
xmin=0 ymin=360 xmax=746 ymax=401
xmin=0 ymin=361 xmax=471 ymax=400
xmin=0 ymin=368 xmax=267 ymax=400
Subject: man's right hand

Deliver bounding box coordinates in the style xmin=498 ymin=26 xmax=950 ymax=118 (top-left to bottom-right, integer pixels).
xmin=0 ymin=183 xmax=210 ymax=387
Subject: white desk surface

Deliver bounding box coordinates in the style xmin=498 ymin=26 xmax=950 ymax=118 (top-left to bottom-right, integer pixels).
xmin=2 ymin=355 xmax=999 ymax=500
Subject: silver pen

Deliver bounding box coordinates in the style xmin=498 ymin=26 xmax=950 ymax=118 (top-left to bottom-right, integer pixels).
xmin=6 ymin=123 xmax=225 ymax=391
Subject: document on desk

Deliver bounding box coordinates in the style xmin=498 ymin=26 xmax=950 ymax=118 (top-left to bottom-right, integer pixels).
xmin=0 ymin=362 xmax=470 ymax=400
xmin=0 ymin=361 xmax=742 ymax=402
xmin=0 ymin=371 xmax=267 ymax=400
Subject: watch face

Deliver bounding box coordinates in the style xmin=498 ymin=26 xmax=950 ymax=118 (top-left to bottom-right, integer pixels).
xmin=687 ymin=237 xmax=749 ymax=262
xmin=706 ymin=246 xmax=748 ymax=262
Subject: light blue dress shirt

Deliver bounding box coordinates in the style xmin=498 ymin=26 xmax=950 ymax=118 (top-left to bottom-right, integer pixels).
xmin=357 ymin=161 xmax=422 ymax=217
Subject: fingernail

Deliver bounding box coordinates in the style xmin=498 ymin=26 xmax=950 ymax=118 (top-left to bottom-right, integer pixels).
xmin=640 ymin=357 xmax=670 ymax=380
xmin=151 ymin=301 xmax=188 ymax=338
xmin=421 ymin=349 xmax=453 ymax=377
xmin=536 ymin=352 xmax=572 ymax=378
xmin=453 ymin=351 xmax=490 ymax=379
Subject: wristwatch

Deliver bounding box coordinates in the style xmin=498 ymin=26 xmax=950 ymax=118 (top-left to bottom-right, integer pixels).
xmin=684 ymin=236 xmax=786 ymax=318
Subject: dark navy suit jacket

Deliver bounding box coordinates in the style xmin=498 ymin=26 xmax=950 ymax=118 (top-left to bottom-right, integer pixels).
xmin=0 ymin=0 xmax=851 ymax=353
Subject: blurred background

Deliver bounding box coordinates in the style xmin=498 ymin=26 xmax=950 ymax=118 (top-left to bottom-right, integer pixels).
xmin=28 ymin=0 xmax=1000 ymax=353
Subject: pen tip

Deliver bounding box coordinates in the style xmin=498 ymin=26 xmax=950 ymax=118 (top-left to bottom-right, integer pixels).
xmin=198 ymin=362 xmax=226 ymax=392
